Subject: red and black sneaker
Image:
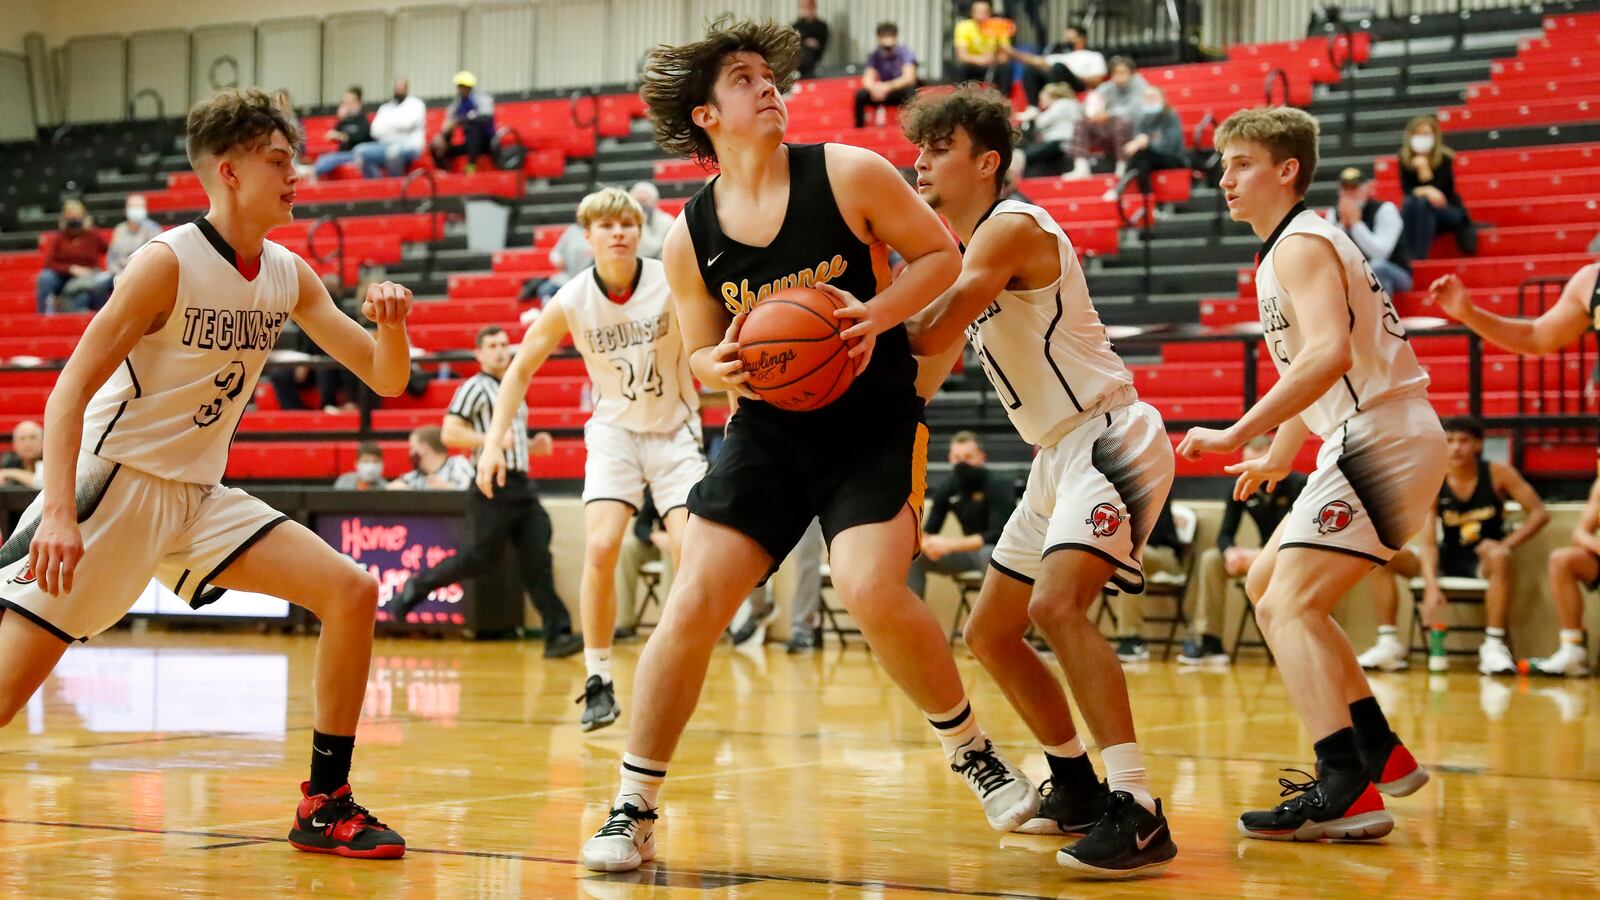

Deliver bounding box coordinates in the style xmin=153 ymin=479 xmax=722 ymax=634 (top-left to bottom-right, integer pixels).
xmin=1369 ymin=738 xmax=1429 ymax=797
xmin=1238 ymin=767 xmax=1393 ymax=842
xmin=288 ymin=782 xmax=406 ymax=859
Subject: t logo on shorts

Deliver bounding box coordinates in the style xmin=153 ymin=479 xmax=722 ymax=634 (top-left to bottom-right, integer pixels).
xmin=1315 ymin=501 xmax=1357 ymax=535
xmin=1086 ymin=503 xmax=1125 ymax=538
xmin=8 ymin=564 xmax=35 ymax=586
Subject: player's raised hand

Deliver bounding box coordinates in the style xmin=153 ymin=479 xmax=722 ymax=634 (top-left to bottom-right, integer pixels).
xmin=1176 ymin=426 xmax=1240 ymax=461
xmin=1428 ymin=274 xmax=1469 ymax=320
xmin=28 ymin=512 xmax=83 ymax=596
xmin=362 ymin=281 xmax=413 ymax=327
xmin=1224 ymin=454 xmax=1292 ymax=502
xmin=819 ymin=282 xmax=880 ymax=371
xmin=712 ymin=312 xmax=758 ymax=401
xmin=476 ymin=449 xmax=507 ymax=498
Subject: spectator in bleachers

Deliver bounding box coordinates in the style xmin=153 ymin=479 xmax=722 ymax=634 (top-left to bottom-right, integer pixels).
xmin=388 ymin=425 xmax=475 ymax=490
xmin=535 ymin=221 xmax=595 ymax=301
xmin=1101 ymin=85 xmax=1185 ymax=201
xmin=35 ymin=199 xmax=107 ymax=313
xmin=431 ymin=71 xmax=496 ymax=174
xmin=1014 ymin=22 xmax=1109 ymax=107
xmin=1020 ymin=83 xmax=1081 ymax=177
xmin=854 ymin=22 xmax=919 ymax=128
xmin=90 ymin=194 xmax=161 ymax=309
xmin=357 ymin=78 xmax=427 ymax=178
xmin=792 ymin=0 xmax=830 ymax=80
xmin=334 ymin=441 xmax=388 ymax=490
xmin=1110 ymin=500 xmax=1185 ymax=662
xmin=629 ymin=182 xmax=674 ymax=259
xmin=1398 ymin=115 xmax=1476 ymax=259
xmin=0 ymin=420 xmax=42 ymax=489
xmin=1064 ymin=56 xmax=1145 ymax=180
xmin=951 ymin=1 xmax=1013 ymax=98
xmin=909 ymin=432 xmax=1012 ymax=600
xmin=1324 ymin=166 xmax=1411 ymax=298
xmin=1180 ymin=435 xmax=1306 ymax=666
xmin=272 ymin=89 xmax=302 ymax=156
xmin=312 ymin=87 xmax=374 ymax=179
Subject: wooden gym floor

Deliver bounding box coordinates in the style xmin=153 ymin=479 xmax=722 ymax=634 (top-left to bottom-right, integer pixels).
xmin=0 ymin=630 xmax=1596 ymax=898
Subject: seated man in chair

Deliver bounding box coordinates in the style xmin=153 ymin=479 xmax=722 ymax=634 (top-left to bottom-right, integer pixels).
xmin=910 ymin=432 xmax=1014 ymax=600
xmin=1358 ymin=417 xmax=1547 ymax=674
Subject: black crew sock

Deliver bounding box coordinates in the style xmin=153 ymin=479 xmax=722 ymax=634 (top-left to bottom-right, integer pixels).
xmin=309 ymin=730 xmax=356 ymax=796
xmin=1348 ymin=696 xmax=1396 ymax=772
xmin=1045 ymin=750 xmax=1100 ymax=793
xmin=1313 ymin=727 xmax=1364 ymax=779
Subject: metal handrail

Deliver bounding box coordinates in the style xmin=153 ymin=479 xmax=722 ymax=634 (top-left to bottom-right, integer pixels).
xmin=305 ymin=215 xmax=347 ymax=295
xmin=569 ymin=86 xmax=601 ymax=188
xmin=399 ymin=167 xmax=440 ymax=281
xmin=127 ymin=89 xmax=165 ymax=121
xmin=1263 ymin=67 xmax=1290 ymax=107
xmin=1112 ymin=174 xmax=1155 ymax=300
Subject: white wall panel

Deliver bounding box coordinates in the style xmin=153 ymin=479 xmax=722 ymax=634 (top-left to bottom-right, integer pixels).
xmin=393 ymin=5 xmax=462 ymax=99
xmin=258 ymin=19 xmax=321 ymax=108
xmin=534 ymin=0 xmax=605 ymax=90
xmin=0 ymin=53 xmax=35 ymax=140
xmin=464 ymin=2 xmax=536 ymax=96
xmin=63 ymin=35 xmax=125 ymax=123
xmin=24 ymin=32 xmax=58 ymax=126
xmin=323 ymin=12 xmax=389 ymax=106
xmin=127 ymin=29 xmax=188 ymax=119
xmin=605 ymin=0 xmax=688 ymax=85
xmin=191 ymin=23 xmax=254 ymax=105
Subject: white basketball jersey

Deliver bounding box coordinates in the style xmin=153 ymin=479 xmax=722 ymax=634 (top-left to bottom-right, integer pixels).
xmin=552 ymin=257 xmax=697 ymax=433
xmin=83 ymin=222 xmax=298 ymax=484
xmin=965 ymin=199 xmax=1136 ymax=447
xmin=1255 ymin=206 xmax=1430 ymax=438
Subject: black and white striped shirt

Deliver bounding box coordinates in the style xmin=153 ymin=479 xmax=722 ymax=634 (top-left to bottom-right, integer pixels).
xmin=447 ymin=372 xmax=528 ymax=472
xmin=396 ymin=454 xmax=476 ymax=490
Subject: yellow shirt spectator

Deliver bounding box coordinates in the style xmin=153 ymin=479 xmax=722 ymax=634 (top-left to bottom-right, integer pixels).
xmin=954 ymin=17 xmax=1011 ymax=61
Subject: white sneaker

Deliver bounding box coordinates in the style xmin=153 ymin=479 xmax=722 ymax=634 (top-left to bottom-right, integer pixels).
xmin=1357 ymin=638 xmax=1408 ymax=672
xmin=1534 ymin=643 xmax=1591 ymax=678
xmin=581 ymin=796 xmax=657 ymax=872
xmin=1428 ymin=653 xmax=1450 ymax=673
xmin=950 ymin=738 xmax=1038 ymax=831
xmin=1477 ymin=640 xmax=1516 ymax=676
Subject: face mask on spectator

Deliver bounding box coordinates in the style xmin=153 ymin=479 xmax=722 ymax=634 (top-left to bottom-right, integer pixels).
xmin=63 ymin=217 xmax=83 ymax=230
xmin=1409 ymin=133 xmax=1435 ymax=154
xmin=952 ymin=462 xmax=986 ymax=493
xmin=408 ymin=451 xmax=423 ymax=471
xmin=1141 ymin=102 xmax=1162 ymax=116
xmin=393 ymin=91 xmax=407 ymax=104
xmin=126 ymin=205 xmax=147 ymax=224
xmin=358 ymin=460 xmax=384 ymax=481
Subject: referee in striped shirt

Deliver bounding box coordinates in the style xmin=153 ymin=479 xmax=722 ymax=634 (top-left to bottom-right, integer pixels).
xmin=393 ymin=325 xmax=582 ymax=657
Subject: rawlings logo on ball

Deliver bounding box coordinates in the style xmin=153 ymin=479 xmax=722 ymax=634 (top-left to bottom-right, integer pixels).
xmin=1086 ymin=503 xmax=1125 ymax=538
xmin=1315 ymin=501 xmax=1357 ymax=534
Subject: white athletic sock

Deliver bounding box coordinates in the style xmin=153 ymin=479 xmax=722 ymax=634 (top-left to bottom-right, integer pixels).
xmin=1560 ymin=628 xmax=1585 ymax=646
xmin=617 ymin=752 xmax=667 ymax=810
xmin=1376 ymin=625 xmax=1399 ymax=641
xmin=929 ymin=699 xmax=986 ymax=760
xmin=1100 ymin=742 xmax=1156 ymax=815
xmin=1044 ymin=736 xmax=1087 ymax=759
xmin=585 ymin=647 xmax=613 ymax=684
xmin=1484 ymin=627 xmax=1506 ymax=644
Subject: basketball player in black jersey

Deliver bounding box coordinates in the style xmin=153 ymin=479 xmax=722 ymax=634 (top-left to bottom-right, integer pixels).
xmin=582 ymin=18 xmax=1037 ymax=873
xmin=1431 ymin=264 xmax=1600 ymax=675
xmin=1358 ymin=417 xmax=1547 ymax=675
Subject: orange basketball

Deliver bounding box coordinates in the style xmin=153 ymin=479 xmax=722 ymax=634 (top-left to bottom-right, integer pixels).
xmin=736 ymin=286 xmax=859 ymax=412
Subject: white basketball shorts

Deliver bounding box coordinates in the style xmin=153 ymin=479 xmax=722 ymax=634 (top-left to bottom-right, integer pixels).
xmin=582 ymin=418 xmax=708 ymax=513
xmin=1278 ymin=396 xmax=1446 ymax=564
xmin=990 ymin=401 xmax=1175 ymax=593
xmin=0 ymin=453 xmax=288 ymax=642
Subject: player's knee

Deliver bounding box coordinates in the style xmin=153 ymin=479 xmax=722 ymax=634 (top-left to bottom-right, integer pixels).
xmin=830 ymin=569 xmax=908 ymax=621
xmin=1026 ymin=588 xmax=1093 ymax=632
xmin=1244 ymin=559 xmax=1272 ymax=604
xmin=1252 ymin=589 xmax=1304 ymax=634
xmin=963 ymin=609 xmax=1018 ymax=664
xmin=584 ymin=533 xmax=624 ymax=570
xmin=1481 ymin=543 xmax=1511 ymax=573
xmin=1549 ymin=547 xmax=1584 ymax=580
xmin=337 ymin=568 xmax=381 ymax=620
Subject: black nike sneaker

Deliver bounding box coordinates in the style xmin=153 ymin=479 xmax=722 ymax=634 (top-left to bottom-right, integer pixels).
xmin=1238 ymin=766 xmax=1393 ymax=842
xmin=287 ymin=782 xmax=406 ymax=859
xmin=1057 ymin=790 xmax=1177 ymax=878
xmin=1016 ymin=777 xmax=1111 ymax=835
xmin=578 ymin=675 xmax=619 ymax=732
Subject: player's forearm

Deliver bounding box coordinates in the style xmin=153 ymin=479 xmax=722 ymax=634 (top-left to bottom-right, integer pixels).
xmin=689 ymin=346 xmax=737 ymax=393
xmin=1572 ymin=529 xmax=1600 ymax=556
xmin=484 ymin=366 xmax=533 ymax=451
xmin=1228 ymin=351 xmax=1348 ymax=445
xmin=1454 ymin=305 xmax=1554 ymax=356
xmin=873 ymin=247 xmax=962 ymax=334
xmin=359 ymin=323 xmax=412 ymax=396
xmin=40 ymin=383 xmax=90 ymax=518
xmin=440 ymin=419 xmax=484 ymax=451
xmin=1266 ymin=416 xmax=1310 ymax=468
xmin=1503 ymin=508 xmax=1549 ymax=550
xmin=1418 ymin=540 xmax=1440 ymax=582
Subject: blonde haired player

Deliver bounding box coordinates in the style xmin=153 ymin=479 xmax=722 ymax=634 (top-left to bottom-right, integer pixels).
xmin=478 ymin=187 xmax=704 ymax=732
xmin=1177 ymin=107 xmax=1441 ymax=843
xmin=0 ymin=89 xmax=411 ymax=858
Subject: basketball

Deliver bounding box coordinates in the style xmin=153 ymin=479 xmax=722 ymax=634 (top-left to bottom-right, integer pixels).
xmin=736 ymin=286 xmax=860 ymax=411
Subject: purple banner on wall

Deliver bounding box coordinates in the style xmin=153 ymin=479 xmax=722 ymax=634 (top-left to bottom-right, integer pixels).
xmin=312 ymin=513 xmax=466 ymax=625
